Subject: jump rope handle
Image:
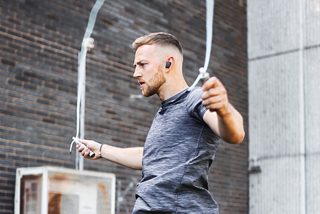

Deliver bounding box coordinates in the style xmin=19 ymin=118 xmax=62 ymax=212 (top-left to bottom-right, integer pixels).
xmin=201 ymin=76 xmax=210 ymax=85
xmin=72 ymin=137 xmax=95 ymax=158
xmin=88 ymin=150 xmax=95 ymax=158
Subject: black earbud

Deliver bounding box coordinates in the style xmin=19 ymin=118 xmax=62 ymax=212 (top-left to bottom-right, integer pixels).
xmin=165 ymin=61 xmax=171 ymax=69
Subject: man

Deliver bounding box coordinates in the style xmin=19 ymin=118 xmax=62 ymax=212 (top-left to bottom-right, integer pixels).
xmin=77 ymin=32 xmax=245 ymax=213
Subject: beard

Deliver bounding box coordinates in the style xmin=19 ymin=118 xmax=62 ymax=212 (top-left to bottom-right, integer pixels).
xmin=142 ymin=66 xmax=166 ymax=97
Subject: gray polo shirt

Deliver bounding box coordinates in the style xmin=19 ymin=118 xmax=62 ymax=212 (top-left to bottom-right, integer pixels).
xmin=133 ymin=87 xmax=221 ymax=214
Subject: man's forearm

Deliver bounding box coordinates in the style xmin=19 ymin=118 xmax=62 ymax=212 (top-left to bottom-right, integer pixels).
xmin=100 ymin=145 xmax=143 ymax=170
xmin=218 ymin=104 xmax=245 ymax=144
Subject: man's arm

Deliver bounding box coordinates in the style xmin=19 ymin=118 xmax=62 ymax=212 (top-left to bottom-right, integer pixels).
xmin=201 ymin=77 xmax=245 ymax=144
xmin=77 ymin=139 xmax=143 ymax=170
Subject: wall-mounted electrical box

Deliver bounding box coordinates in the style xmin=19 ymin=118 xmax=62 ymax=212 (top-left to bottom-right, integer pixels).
xmin=15 ymin=166 xmax=115 ymax=214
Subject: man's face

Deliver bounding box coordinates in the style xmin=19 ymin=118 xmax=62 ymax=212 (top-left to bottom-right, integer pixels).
xmin=133 ymin=44 xmax=166 ymax=97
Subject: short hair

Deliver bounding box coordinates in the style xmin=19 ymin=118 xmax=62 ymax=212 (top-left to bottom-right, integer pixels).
xmin=132 ymin=32 xmax=183 ymax=54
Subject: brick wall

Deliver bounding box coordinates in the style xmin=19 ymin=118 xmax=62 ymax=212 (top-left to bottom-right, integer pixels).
xmin=0 ymin=0 xmax=248 ymax=213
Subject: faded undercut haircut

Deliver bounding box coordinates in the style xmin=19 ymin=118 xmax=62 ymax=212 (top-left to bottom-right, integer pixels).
xmin=132 ymin=32 xmax=183 ymax=54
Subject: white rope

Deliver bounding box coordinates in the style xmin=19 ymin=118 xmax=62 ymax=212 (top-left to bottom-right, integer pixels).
xmin=188 ymin=0 xmax=215 ymax=91
xmin=69 ymin=0 xmax=105 ymax=159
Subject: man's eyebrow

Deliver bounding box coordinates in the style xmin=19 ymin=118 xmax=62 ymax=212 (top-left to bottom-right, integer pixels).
xmin=133 ymin=61 xmax=146 ymax=67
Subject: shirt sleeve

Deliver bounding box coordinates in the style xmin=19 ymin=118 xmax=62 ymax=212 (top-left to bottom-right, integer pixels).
xmin=186 ymin=87 xmax=208 ymax=121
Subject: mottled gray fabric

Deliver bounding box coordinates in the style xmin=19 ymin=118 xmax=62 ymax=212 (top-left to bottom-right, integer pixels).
xmin=133 ymin=88 xmax=221 ymax=214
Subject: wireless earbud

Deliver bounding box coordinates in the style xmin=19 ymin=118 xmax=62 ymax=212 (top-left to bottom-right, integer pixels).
xmin=166 ymin=61 xmax=171 ymax=68
xmin=165 ymin=61 xmax=171 ymax=69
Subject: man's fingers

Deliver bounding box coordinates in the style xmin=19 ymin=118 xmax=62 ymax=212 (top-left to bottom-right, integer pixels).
xmin=77 ymin=139 xmax=100 ymax=158
xmin=79 ymin=144 xmax=91 ymax=157
xmin=78 ymin=144 xmax=86 ymax=152
xmin=81 ymin=148 xmax=89 ymax=157
xmin=202 ymin=77 xmax=220 ymax=91
xmin=202 ymin=96 xmax=223 ymax=106
xmin=84 ymin=150 xmax=90 ymax=157
xmin=202 ymin=87 xmax=225 ymax=100
xmin=79 ymin=139 xmax=89 ymax=146
xmin=205 ymin=102 xmax=225 ymax=111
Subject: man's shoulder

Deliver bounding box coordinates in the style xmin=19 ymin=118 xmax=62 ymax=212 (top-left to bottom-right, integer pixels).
xmin=185 ymin=87 xmax=203 ymax=107
xmin=186 ymin=87 xmax=202 ymax=101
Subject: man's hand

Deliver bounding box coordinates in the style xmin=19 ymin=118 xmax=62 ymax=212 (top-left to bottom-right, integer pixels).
xmin=76 ymin=139 xmax=102 ymax=160
xmin=201 ymin=77 xmax=230 ymax=117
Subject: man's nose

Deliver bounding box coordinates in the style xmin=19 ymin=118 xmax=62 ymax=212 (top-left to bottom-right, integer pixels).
xmin=133 ymin=68 xmax=142 ymax=78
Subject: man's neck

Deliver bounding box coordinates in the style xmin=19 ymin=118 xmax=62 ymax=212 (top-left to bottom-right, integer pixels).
xmin=157 ymin=78 xmax=189 ymax=101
